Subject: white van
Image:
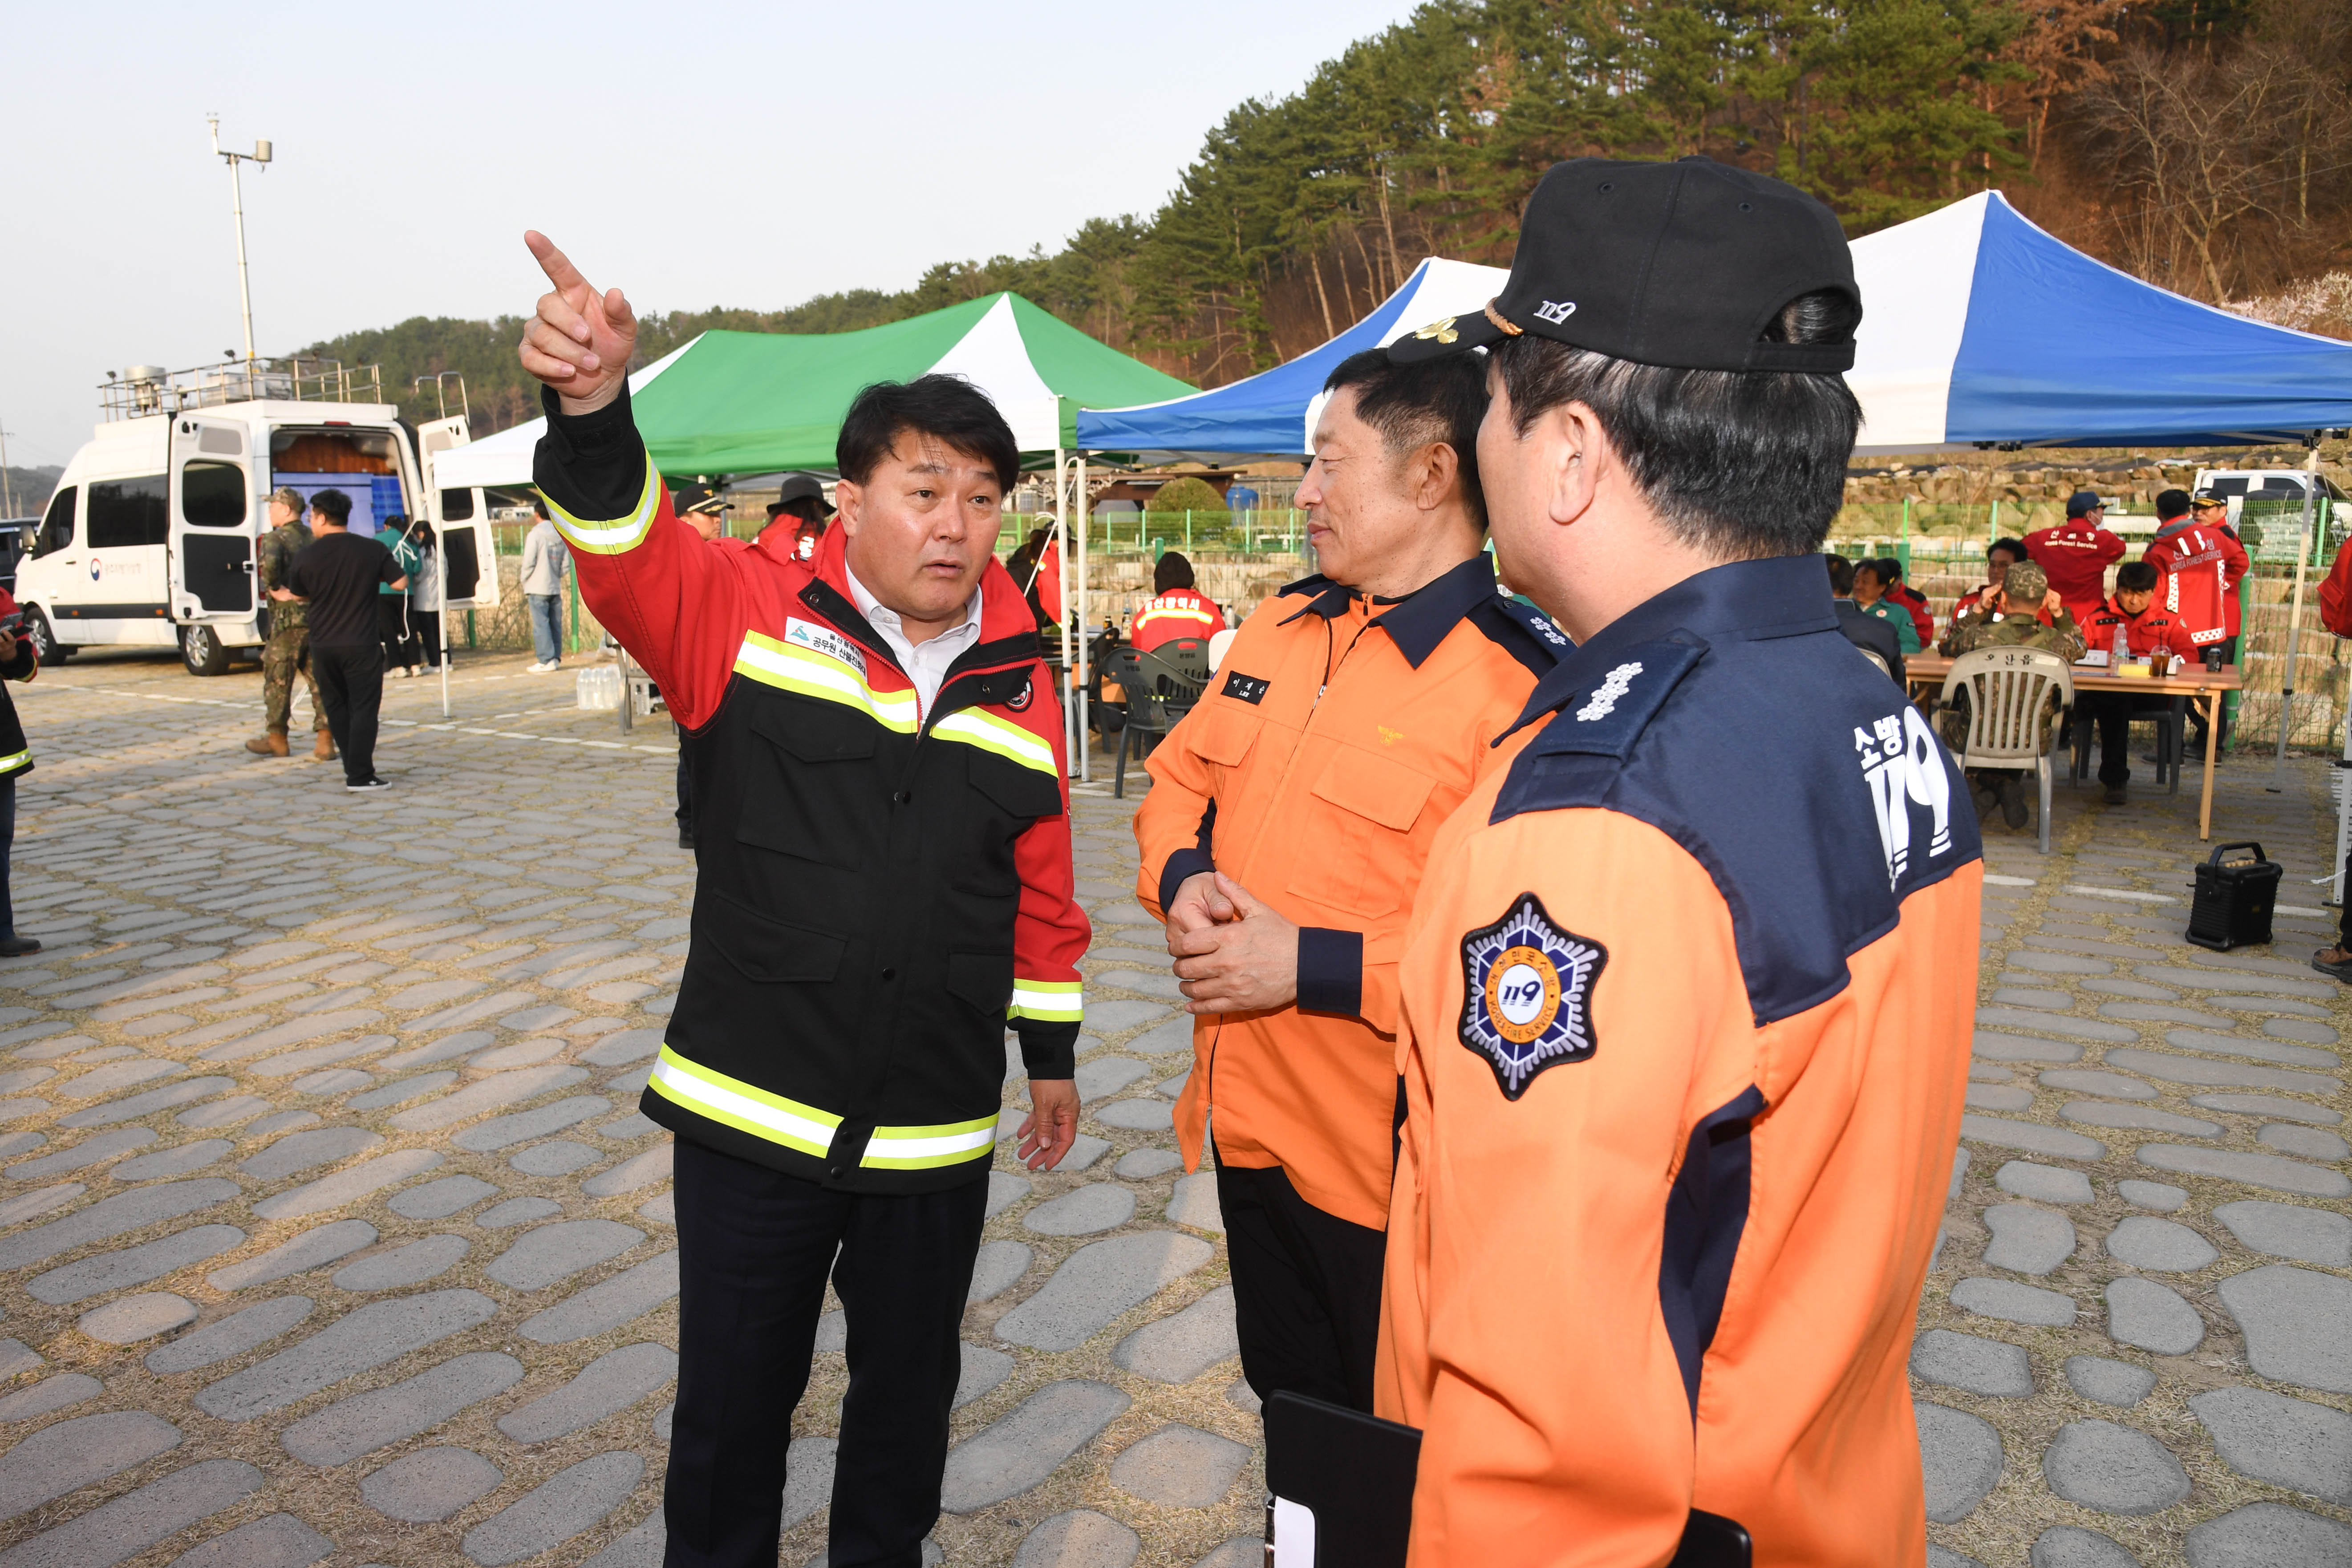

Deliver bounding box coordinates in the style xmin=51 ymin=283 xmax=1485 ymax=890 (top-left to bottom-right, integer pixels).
xmin=19 ymin=358 xmax=501 ymax=675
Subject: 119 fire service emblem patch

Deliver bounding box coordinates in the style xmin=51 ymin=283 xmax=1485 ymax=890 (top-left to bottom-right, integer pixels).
xmin=1458 ymin=892 xmax=1606 ymax=1099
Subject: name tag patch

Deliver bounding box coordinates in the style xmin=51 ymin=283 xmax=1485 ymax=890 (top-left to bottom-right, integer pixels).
xmin=1458 ymin=892 xmax=1605 ymax=1099
xmin=787 ymin=618 xmax=867 ymax=678
xmin=1222 ymin=670 xmax=1270 ymax=705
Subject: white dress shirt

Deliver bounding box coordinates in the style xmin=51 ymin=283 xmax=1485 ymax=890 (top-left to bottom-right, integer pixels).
xmin=845 ymin=567 xmax=983 ymax=718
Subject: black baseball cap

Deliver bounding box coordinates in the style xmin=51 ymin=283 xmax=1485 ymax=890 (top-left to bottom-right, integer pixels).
xmin=1389 ymin=156 xmax=1859 ymax=372
xmin=766 ymin=473 xmax=835 ymax=517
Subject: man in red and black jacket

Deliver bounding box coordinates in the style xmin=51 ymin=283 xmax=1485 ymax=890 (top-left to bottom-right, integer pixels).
xmin=2145 ymin=486 xmax=2250 ymax=752
xmin=521 ymin=233 xmax=1089 ymax=1568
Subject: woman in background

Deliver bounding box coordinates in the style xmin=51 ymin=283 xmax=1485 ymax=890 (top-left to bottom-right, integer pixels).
xmin=390 ymin=520 xmax=443 ymax=676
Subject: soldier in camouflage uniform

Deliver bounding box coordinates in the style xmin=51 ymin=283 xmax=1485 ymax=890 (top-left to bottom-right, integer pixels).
xmin=246 ymin=488 xmax=335 ymax=761
xmin=1938 ymin=559 xmax=2084 ymax=828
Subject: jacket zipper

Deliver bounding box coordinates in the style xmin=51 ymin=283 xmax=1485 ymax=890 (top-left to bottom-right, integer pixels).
xmin=1202 ymin=594 xmax=1375 ymax=1154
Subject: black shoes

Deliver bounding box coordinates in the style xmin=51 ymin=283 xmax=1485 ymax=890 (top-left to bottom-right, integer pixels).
xmin=346 ymin=778 xmax=392 ymax=793
xmin=2103 ymin=784 xmax=2128 ymax=805
xmin=0 ymin=935 xmax=42 ymax=958
xmin=1998 ymin=775 xmax=2030 ymax=829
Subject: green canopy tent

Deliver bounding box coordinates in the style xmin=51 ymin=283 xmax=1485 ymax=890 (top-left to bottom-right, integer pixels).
xmin=430 ymin=291 xmax=1190 ymax=782
xmin=433 ymin=292 xmax=1193 ymax=486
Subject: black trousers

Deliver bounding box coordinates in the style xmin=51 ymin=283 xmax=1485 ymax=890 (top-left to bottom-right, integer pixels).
xmin=666 ymin=1139 xmax=985 ymax=1568
xmin=2081 ymin=693 xmax=2179 ymax=786
xmin=1216 ymin=1160 xmax=1386 ymax=1413
xmin=2190 ymin=637 xmax=2238 ymax=750
xmin=312 ymin=644 xmax=384 ymax=786
xmin=411 ymin=609 xmax=442 ymax=670
xmin=0 ymin=774 xmax=18 ymax=939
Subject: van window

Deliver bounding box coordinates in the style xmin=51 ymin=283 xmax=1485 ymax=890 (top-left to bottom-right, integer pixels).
xmin=180 ymin=462 xmax=247 ymax=527
xmin=87 ymin=476 xmax=170 ymax=549
xmin=439 ymin=487 xmax=475 ymax=522
xmin=2255 ymin=477 xmax=2306 ymax=495
xmin=2211 ymin=478 xmax=2250 ymax=497
xmin=34 ymin=487 xmax=76 ymax=557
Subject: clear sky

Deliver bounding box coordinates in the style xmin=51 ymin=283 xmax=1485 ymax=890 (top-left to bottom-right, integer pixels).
xmin=4 ymin=0 xmax=1423 ymax=470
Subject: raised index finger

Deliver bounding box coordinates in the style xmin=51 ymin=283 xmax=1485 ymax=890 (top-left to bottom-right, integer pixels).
xmin=524 ymin=231 xmax=589 ymax=295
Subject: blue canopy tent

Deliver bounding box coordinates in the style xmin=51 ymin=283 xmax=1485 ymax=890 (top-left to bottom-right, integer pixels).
xmin=1076 ymin=259 xmax=1507 ymax=462
xmin=1078 ymin=192 xmax=2352 ymax=459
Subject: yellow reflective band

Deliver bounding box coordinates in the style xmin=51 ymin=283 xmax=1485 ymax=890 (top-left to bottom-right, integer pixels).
xmin=546 ymin=455 xmax=661 ymax=556
xmin=648 ymin=1044 xmax=841 ymax=1159
xmin=861 ymin=1113 xmax=999 ymax=1170
xmin=1009 ymin=979 xmax=1083 ymax=1022
xmin=0 ymin=749 xmax=31 ymax=775
xmin=732 ymin=631 xmax=918 ymax=731
xmin=932 ymin=707 xmax=1057 ymax=776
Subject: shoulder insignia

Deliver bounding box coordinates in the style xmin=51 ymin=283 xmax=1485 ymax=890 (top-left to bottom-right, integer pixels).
xmin=1004 ymin=677 xmax=1034 ymax=712
xmin=1221 ymin=670 xmax=1270 ymax=705
xmin=1526 ymin=636 xmax=1707 ymax=761
xmin=1458 ymin=892 xmax=1606 ymax=1099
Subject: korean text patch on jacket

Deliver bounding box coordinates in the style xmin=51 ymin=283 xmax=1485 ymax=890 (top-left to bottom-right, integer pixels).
xmin=1376 ymin=555 xmax=1983 ymax=1568
xmin=2143 ymin=522 xmax=2249 ymax=646
xmin=1132 ymin=554 xmax=1561 ymax=1230
xmin=534 ymin=385 xmax=1089 ymax=1195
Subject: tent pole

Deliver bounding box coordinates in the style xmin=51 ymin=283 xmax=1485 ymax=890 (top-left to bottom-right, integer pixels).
xmin=1077 ymin=451 xmax=1091 ymax=784
xmin=1055 ymin=446 xmax=1074 ymax=780
xmin=2269 ymin=438 xmax=2322 ymax=790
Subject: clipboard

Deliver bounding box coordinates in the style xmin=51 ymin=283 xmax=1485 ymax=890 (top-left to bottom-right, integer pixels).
xmin=1263 ymin=1389 xmax=1753 ymax=1568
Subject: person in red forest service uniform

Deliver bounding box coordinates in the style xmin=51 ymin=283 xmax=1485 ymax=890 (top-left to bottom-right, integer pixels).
xmin=2144 ymin=486 xmax=2249 ymax=752
xmin=2080 ymin=559 xmax=2201 ymax=803
xmin=1128 ymin=551 xmax=1223 ymax=652
xmin=2024 ymin=490 xmax=2125 ymax=625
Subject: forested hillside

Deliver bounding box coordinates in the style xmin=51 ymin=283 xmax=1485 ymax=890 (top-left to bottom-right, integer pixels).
xmin=308 ymin=0 xmax=2352 ymax=435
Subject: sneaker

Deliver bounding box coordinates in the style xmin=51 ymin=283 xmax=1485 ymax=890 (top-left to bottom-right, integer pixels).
xmin=346 ymin=778 xmax=392 ymax=793
xmin=0 ymin=935 xmax=43 ymax=958
xmin=1997 ymin=775 xmax=2030 ymax=829
xmin=2314 ymin=948 xmax=2352 ymax=985
xmin=2103 ymin=784 xmax=2128 ymax=805
xmin=527 ymin=660 xmax=559 ymax=673
xmin=387 ymin=668 xmax=410 ymax=680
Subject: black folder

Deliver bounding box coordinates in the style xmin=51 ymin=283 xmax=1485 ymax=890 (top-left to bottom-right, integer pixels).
xmin=1263 ymin=1389 xmax=1753 ymax=1567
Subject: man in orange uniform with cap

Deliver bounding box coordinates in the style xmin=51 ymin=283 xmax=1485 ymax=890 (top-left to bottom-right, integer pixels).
xmin=2024 ymin=490 xmax=2125 ymax=626
xmin=1375 ymin=156 xmax=1983 ymax=1566
xmin=1133 ymin=346 xmax=1562 ymax=1414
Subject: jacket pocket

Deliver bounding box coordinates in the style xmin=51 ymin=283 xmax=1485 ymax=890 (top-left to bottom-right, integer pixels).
xmin=945 ymin=951 xmax=1015 ymax=1017
xmin=750 ymin=700 xmax=878 ymax=762
xmin=1285 ymin=748 xmax=1440 ymax=919
xmin=968 ymin=756 xmax=1065 ymax=823
xmin=697 ymin=891 xmax=847 ymax=984
xmin=1188 ymin=703 xmax=1261 ymax=770
xmin=736 ymin=696 xmax=879 ymax=869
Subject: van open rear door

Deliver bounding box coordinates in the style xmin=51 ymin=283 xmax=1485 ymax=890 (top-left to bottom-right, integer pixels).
xmin=168 ymin=416 xmax=255 ymax=675
xmin=418 ymin=416 xmax=500 ymax=612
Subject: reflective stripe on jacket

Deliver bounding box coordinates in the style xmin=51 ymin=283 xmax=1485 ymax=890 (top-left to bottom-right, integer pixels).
xmin=1376 ymin=555 xmax=1982 ymax=1567
xmin=2144 ymin=523 xmax=2250 ymax=645
xmin=1132 ymin=554 xmax=1561 ymax=1228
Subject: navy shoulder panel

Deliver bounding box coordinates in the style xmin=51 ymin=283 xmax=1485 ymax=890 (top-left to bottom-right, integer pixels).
xmin=1494 ymin=625 xmax=1981 ymax=1025
xmin=1468 ymin=596 xmax=1573 ymax=677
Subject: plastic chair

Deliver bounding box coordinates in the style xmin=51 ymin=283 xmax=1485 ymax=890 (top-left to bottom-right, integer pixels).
xmin=1940 ymin=647 xmax=2075 ymax=854
xmin=1207 ymin=627 xmax=1237 ymax=675
xmin=1853 ymin=645 xmax=1891 ymax=678
xmin=1106 ymin=644 xmax=1207 ymax=798
xmin=2070 ymin=696 xmax=2184 ymax=794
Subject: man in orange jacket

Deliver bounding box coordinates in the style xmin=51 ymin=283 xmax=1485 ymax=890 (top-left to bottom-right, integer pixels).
xmin=1133 ymin=346 xmax=1562 ymax=1413
xmin=1376 ymin=156 xmax=1982 ymax=1567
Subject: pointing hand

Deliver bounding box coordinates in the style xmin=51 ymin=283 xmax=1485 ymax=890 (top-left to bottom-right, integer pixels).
xmin=517 ymin=231 xmax=639 ymax=416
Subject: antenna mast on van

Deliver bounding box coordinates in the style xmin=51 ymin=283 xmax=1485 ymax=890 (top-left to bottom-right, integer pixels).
xmin=207 ymin=115 xmax=274 ymax=383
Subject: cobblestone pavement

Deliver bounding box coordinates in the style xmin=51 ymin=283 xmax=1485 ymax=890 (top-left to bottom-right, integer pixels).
xmin=0 ymin=647 xmax=2347 ymax=1568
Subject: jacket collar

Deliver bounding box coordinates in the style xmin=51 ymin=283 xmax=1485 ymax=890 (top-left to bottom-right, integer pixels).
xmin=1508 ymin=555 xmax=1837 ymax=734
xmin=1275 ymin=552 xmax=1500 ymax=669
xmin=798 ymin=521 xmax=1040 ymax=679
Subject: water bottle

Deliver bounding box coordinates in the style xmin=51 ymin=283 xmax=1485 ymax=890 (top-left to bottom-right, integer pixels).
xmin=2112 ymin=624 xmax=2130 ymax=669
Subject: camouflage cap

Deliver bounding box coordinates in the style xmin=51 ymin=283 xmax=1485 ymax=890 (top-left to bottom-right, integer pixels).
xmin=2001 ymin=560 xmax=2049 ymax=603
